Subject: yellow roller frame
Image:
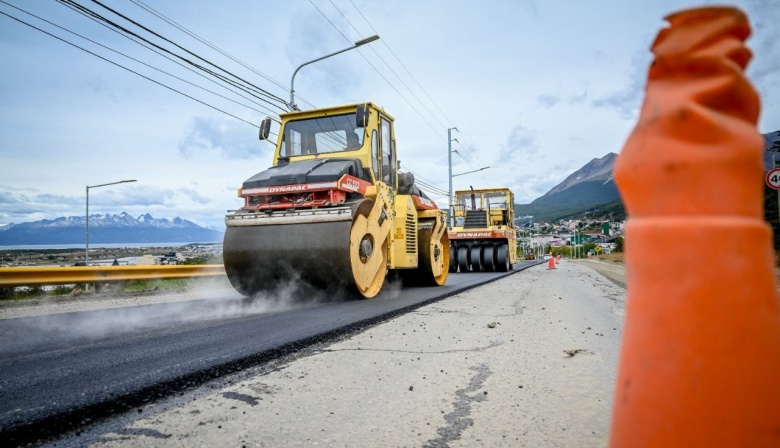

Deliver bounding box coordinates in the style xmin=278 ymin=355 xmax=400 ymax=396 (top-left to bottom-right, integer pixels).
xmin=349 ymin=187 xmax=393 ymax=298
xmin=427 ymin=215 xmax=449 ymax=285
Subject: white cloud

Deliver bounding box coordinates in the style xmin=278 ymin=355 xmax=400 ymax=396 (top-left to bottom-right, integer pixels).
xmin=0 ymin=0 xmax=777 ymax=231
xmin=536 ymin=94 xmax=560 ymax=109
xmin=178 ymin=116 xmax=267 ymax=160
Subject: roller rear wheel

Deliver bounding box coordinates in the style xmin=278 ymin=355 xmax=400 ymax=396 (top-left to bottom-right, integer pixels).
xmin=449 ymin=244 xmax=459 ymax=272
xmin=458 ymin=247 xmax=470 ymax=272
xmin=469 ymin=245 xmax=483 ymax=272
xmin=482 ymin=245 xmax=496 ymax=272
xmin=496 ymin=244 xmax=510 ymax=272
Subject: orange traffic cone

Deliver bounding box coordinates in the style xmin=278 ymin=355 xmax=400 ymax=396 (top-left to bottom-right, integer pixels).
xmin=611 ymin=6 xmax=780 ymax=447
xmin=547 ymin=252 xmax=555 ymax=270
xmin=556 ymin=254 xmax=561 ymax=264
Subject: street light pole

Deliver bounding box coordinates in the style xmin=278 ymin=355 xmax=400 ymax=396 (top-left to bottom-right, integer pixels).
xmin=574 ymin=228 xmax=578 ymax=259
xmin=447 ymin=127 xmax=458 ymax=227
xmin=289 ymin=35 xmax=379 ymax=110
xmin=85 ymin=179 xmax=137 ymax=290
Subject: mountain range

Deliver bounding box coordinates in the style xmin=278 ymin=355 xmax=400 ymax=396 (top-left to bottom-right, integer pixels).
xmin=515 ymin=130 xmax=780 ymax=223
xmin=0 ymin=212 xmax=223 ymax=246
xmin=515 ymin=153 xmax=622 ymax=223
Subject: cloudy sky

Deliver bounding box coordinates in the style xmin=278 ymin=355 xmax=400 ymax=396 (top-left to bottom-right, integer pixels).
xmin=1 ymin=0 xmax=778 ymax=230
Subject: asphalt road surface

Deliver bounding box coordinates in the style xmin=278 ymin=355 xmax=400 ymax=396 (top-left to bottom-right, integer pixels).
xmin=0 ymin=261 xmax=543 ymax=446
xmin=64 ymin=258 xmax=625 ymax=448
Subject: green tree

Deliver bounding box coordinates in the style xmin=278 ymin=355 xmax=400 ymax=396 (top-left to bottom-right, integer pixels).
xmin=614 ymin=236 xmax=624 ymax=253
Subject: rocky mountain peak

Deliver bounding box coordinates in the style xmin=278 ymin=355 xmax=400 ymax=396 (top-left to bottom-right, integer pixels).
xmin=544 ymin=153 xmax=617 ymax=197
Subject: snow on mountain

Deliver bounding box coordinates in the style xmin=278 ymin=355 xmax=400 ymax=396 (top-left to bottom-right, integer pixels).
xmin=0 ymin=213 xmax=223 ymax=245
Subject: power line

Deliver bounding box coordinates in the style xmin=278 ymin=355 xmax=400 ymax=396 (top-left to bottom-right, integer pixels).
xmin=88 ymin=0 xmax=288 ymax=105
xmin=399 ymin=165 xmax=449 ymax=196
xmin=62 ymin=2 xmax=284 ymax=114
xmin=56 ymin=0 xmax=288 ymax=111
xmin=455 ymin=137 xmax=502 ymax=186
xmin=129 ymin=0 xmax=285 ymax=91
xmin=56 ymin=0 xmax=281 ymax=112
xmin=0 ymin=8 xmax=260 ymax=128
xmin=62 ymin=6 xmax=283 ymax=115
xmin=307 ymin=2 xmax=494 ymax=194
xmin=314 ymin=1 xmax=496 ymax=190
xmin=1 ymin=0 xmax=281 ymax=118
xmin=327 ymin=0 xmax=448 ymax=130
xmin=414 ymin=180 xmax=449 ymax=197
xmin=307 ymin=0 xmax=445 ymax=140
xmin=127 ymin=0 xmax=317 ymax=110
xmin=347 ymin=0 xmax=455 ymax=127
xmin=344 ymin=0 xmax=502 ymax=188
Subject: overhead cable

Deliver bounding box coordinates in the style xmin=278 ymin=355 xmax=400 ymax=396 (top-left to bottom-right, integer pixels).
xmin=307 ymin=0 xmax=445 ymax=140
xmin=55 ymin=0 xmax=287 ymax=111
xmin=327 ymin=0 xmax=447 ymax=130
xmin=87 ymin=0 xmax=288 ymax=105
xmin=1 ymin=1 xmax=281 ymax=118
xmin=127 ymin=0 xmax=317 ymax=110
xmin=347 ymin=0 xmax=456 ymax=128
xmin=0 ymin=8 xmax=260 ymax=129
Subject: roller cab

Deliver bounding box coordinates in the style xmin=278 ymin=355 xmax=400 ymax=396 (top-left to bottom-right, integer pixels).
xmin=223 ymin=103 xmax=449 ymax=298
xmin=448 ymin=187 xmax=518 ymax=272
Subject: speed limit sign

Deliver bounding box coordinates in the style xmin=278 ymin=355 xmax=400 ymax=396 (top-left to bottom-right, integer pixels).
xmin=767 ymin=168 xmax=780 ymax=190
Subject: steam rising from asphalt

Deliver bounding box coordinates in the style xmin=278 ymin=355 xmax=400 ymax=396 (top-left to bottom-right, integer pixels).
xmin=13 ymin=275 xmax=348 ymax=339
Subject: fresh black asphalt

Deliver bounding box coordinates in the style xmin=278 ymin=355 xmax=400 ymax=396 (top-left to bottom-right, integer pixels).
xmin=0 ymin=261 xmax=541 ymax=445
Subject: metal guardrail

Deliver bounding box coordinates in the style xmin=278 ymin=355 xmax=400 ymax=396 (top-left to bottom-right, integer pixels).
xmin=0 ymin=265 xmax=226 ymax=288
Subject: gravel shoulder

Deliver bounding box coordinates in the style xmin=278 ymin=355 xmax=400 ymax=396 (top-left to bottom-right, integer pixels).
xmin=574 ymin=258 xmax=627 ymax=288
xmin=60 ymin=260 xmax=627 ymax=448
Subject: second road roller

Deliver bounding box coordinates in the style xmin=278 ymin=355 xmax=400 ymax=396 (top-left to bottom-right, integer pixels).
xmin=448 ymin=187 xmax=518 ymax=272
xmin=223 ymin=103 xmax=449 ymax=298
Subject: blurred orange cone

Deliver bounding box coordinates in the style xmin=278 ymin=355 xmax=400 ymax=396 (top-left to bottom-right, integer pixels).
xmin=547 ymin=252 xmax=555 ymax=270
xmin=610 ymin=6 xmax=780 ymax=447
xmin=556 ymin=254 xmax=561 ymax=264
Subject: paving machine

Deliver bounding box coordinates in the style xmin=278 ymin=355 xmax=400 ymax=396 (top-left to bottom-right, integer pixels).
xmin=223 ymin=103 xmax=449 ymax=298
xmin=448 ymin=187 xmax=518 ymax=272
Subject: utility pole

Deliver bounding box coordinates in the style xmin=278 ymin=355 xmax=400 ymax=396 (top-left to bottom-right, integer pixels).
xmin=447 ymin=127 xmax=458 ymax=227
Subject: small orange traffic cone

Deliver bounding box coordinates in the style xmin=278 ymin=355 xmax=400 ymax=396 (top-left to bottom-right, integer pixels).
xmin=547 ymin=252 xmax=555 ymax=269
xmin=556 ymin=254 xmax=561 ymax=264
xmin=610 ymin=6 xmax=780 ymax=447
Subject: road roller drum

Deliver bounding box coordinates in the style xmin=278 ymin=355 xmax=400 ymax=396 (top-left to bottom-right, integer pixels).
xmin=222 ymin=102 xmax=449 ymax=298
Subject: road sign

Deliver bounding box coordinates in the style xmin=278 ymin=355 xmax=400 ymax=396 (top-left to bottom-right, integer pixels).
xmin=767 ymin=168 xmax=780 ymax=190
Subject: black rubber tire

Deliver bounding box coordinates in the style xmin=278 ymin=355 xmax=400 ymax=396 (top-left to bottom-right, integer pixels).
xmin=482 ymin=245 xmax=496 ymax=272
xmin=496 ymin=244 xmax=510 ymax=272
xmin=449 ymin=244 xmax=459 ymax=272
xmin=469 ymin=245 xmax=483 ymax=272
xmin=458 ymin=247 xmax=470 ymax=272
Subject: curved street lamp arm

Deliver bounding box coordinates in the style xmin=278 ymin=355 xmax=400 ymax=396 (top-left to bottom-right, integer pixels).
xmin=289 ymin=35 xmax=379 ymax=110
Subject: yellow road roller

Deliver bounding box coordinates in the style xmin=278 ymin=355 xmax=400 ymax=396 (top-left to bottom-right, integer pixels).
xmin=223 ymin=103 xmax=449 ymax=298
xmin=448 ymin=187 xmax=518 ymax=272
